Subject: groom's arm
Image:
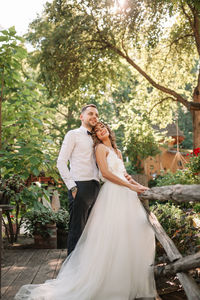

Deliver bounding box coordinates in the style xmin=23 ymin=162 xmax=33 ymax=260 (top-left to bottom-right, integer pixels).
xmin=57 ymin=131 xmax=76 ymax=190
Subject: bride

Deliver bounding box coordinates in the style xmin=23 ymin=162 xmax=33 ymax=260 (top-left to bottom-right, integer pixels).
xmin=15 ymin=121 xmax=156 ymax=300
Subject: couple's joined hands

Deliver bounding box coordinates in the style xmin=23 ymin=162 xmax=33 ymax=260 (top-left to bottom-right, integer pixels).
xmin=129 ymin=184 xmax=149 ymax=194
xmin=124 ymin=172 xmax=149 ymax=194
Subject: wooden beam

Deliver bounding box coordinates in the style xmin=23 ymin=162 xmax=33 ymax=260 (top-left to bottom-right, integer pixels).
xmin=139 ymin=184 xmax=200 ymax=203
xmin=0 ymin=209 xmax=2 ymax=299
xmin=148 ymin=211 xmax=182 ymax=261
xmin=145 ymin=209 xmax=200 ymax=299
xmin=155 ymin=252 xmax=200 ymax=277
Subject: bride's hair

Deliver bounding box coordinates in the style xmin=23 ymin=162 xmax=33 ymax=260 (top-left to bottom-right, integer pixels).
xmin=92 ymin=121 xmax=118 ymax=153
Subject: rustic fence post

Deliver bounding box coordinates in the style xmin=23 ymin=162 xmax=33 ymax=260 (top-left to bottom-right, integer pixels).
xmin=0 ymin=208 xmax=2 ymax=299
xmin=145 ymin=208 xmax=200 ymax=300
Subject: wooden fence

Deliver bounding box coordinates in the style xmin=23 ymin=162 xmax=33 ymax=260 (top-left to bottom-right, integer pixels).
xmin=140 ymin=184 xmax=200 ymax=300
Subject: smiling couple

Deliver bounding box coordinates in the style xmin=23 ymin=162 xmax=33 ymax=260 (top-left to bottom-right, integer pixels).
xmin=15 ymin=104 xmax=156 ymax=300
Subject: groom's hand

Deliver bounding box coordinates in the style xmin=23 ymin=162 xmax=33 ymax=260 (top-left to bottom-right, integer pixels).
xmin=71 ymin=186 xmax=78 ymax=199
xmin=72 ymin=190 xmax=77 ymax=199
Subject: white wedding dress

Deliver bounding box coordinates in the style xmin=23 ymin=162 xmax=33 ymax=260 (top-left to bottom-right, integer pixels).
xmin=15 ymin=148 xmax=156 ymax=300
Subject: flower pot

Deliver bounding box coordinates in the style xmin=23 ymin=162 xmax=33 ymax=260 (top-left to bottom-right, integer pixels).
xmin=57 ymin=228 xmax=68 ymax=249
xmin=34 ymin=223 xmax=57 ymax=249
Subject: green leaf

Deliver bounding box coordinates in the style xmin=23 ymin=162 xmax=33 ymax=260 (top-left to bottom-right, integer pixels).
xmin=0 ymin=36 xmax=9 ymax=42
xmin=32 ymin=168 xmax=40 ymax=176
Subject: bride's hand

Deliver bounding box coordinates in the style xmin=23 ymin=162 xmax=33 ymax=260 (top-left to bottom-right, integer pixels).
xmin=129 ymin=185 xmax=148 ymax=193
xmin=137 ymin=184 xmax=149 ymax=191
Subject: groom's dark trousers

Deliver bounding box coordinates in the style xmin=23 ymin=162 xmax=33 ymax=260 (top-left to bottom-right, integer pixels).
xmin=67 ymin=180 xmax=100 ymax=255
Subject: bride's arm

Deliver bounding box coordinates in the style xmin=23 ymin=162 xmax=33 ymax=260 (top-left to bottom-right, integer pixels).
xmin=95 ymin=145 xmax=145 ymax=193
xmin=117 ymin=149 xmax=149 ymax=191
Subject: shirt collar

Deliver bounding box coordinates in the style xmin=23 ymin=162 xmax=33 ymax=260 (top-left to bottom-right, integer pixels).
xmin=80 ymin=125 xmax=91 ymax=134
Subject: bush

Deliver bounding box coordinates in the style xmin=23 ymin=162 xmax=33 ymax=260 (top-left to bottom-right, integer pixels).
xmin=155 ymin=169 xmax=200 ymax=186
xmin=55 ymin=208 xmax=70 ymax=232
xmin=23 ymin=207 xmax=70 ymax=238
xmin=151 ymin=202 xmax=200 ymax=255
xmin=186 ymin=147 xmax=200 ymax=174
xmin=124 ymin=162 xmax=137 ymax=175
xmin=23 ymin=207 xmax=57 ymax=238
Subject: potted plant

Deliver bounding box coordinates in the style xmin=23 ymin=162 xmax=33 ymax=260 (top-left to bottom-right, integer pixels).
xmin=55 ymin=208 xmax=69 ymax=249
xmin=24 ymin=207 xmax=57 ymax=249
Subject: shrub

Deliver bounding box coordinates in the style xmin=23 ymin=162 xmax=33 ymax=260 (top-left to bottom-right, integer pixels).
xmin=186 ymin=147 xmax=200 ymax=174
xmin=155 ymin=169 xmax=200 ymax=186
xmin=151 ymin=202 xmax=200 ymax=255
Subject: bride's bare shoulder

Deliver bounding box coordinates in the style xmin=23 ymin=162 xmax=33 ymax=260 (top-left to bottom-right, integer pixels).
xmin=116 ymin=148 xmax=123 ymax=159
xmin=95 ymin=144 xmax=108 ymax=155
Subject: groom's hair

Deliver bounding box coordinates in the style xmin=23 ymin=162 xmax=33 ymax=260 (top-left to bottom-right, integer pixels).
xmin=81 ymin=104 xmax=97 ymax=113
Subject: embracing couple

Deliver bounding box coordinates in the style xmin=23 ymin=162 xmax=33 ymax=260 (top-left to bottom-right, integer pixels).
xmin=15 ymin=104 xmax=157 ymax=300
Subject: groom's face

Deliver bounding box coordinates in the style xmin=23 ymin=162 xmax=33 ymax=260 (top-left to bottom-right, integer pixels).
xmin=80 ymin=107 xmax=99 ymax=128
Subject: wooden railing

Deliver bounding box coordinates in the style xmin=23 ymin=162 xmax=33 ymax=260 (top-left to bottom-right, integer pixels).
xmin=0 ymin=208 xmax=2 ymax=299
xmin=140 ymin=184 xmax=200 ymax=300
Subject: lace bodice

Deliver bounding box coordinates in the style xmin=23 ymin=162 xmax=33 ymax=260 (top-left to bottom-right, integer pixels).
xmin=99 ymin=147 xmax=126 ymax=181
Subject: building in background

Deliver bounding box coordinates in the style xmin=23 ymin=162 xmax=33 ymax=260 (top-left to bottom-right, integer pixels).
xmin=141 ymin=123 xmax=190 ymax=180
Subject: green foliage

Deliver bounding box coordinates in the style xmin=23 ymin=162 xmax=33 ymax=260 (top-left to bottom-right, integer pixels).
xmin=151 ymin=202 xmax=200 ymax=254
xmin=23 ymin=207 xmax=69 ymax=238
xmin=194 ymin=203 xmax=200 ymax=213
xmin=124 ymin=162 xmax=137 ymax=175
xmin=55 ymin=208 xmax=69 ymax=232
xmin=20 ymin=184 xmax=51 ymax=209
xmin=0 ymin=140 xmax=56 ymax=180
xmin=155 ymin=169 xmax=200 ymax=186
xmin=23 ymin=207 xmax=57 ymax=238
xmin=177 ymin=105 xmax=193 ymax=150
xmin=186 ymin=148 xmax=200 ymax=174
xmin=0 ymin=175 xmax=25 ymax=204
xmin=0 ymin=28 xmax=58 ymax=181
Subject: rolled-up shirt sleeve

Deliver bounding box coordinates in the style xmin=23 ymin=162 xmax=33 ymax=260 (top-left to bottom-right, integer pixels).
xmin=57 ymin=131 xmax=76 ymax=190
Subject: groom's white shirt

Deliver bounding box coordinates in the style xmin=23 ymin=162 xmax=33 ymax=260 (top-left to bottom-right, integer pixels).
xmin=57 ymin=126 xmax=99 ymax=190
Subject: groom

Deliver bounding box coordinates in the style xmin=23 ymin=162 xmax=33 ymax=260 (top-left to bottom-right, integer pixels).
xmin=57 ymin=104 xmax=100 ymax=255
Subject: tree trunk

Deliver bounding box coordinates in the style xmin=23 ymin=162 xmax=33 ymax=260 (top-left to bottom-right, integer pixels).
xmin=193 ymin=86 xmax=200 ymax=148
xmin=139 ymin=184 xmax=200 ymax=203
xmin=0 ymin=69 xmax=3 ymax=150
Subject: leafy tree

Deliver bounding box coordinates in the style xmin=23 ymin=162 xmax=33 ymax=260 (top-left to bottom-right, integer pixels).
xmin=0 ymin=28 xmax=57 ymax=179
xmin=177 ymin=104 xmax=193 ymax=149
xmin=26 ymin=0 xmax=200 ymax=148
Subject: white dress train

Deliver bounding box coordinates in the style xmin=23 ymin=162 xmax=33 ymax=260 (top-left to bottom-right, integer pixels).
xmin=15 ymin=148 xmax=156 ymax=300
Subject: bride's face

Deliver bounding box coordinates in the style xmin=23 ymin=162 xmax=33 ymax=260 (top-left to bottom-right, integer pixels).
xmin=94 ymin=123 xmax=109 ymax=140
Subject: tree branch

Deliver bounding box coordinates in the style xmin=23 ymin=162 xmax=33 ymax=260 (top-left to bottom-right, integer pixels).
xmin=149 ymin=97 xmax=176 ymax=115
xmin=181 ymin=2 xmax=194 ymax=31
xmin=105 ymin=42 xmax=200 ymax=111
xmin=56 ymin=109 xmax=68 ymax=118
xmin=184 ymin=2 xmax=200 ymax=56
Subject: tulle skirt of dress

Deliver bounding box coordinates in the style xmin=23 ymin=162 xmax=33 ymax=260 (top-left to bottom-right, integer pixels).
xmin=15 ymin=181 xmax=156 ymax=300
